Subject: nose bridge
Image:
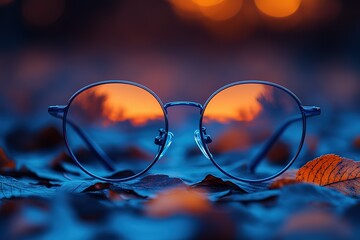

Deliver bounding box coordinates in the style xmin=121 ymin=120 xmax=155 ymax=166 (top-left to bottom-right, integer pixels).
xmin=164 ymin=101 xmax=203 ymax=113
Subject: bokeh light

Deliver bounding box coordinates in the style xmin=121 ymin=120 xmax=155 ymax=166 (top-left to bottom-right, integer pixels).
xmin=198 ymin=0 xmax=243 ymax=21
xmin=255 ymin=0 xmax=302 ymax=18
xmin=192 ymin=0 xmax=224 ymax=7
xmin=22 ymin=0 xmax=65 ymax=27
xmin=169 ymin=0 xmax=243 ymax=21
xmin=0 ymin=0 xmax=13 ymax=6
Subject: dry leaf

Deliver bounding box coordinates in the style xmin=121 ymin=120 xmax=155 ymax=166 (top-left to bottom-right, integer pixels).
xmin=83 ymin=182 xmax=111 ymax=192
xmin=192 ymin=174 xmax=246 ymax=193
xmin=210 ymin=128 xmax=252 ymax=153
xmin=279 ymin=210 xmax=351 ymax=239
xmin=267 ymin=141 xmax=291 ymax=165
xmin=0 ymin=176 xmax=56 ymax=199
xmin=0 ymin=148 xmax=16 ymax=170
xmin=296 ymin=154 xmax=360 ymax=196
xmin=146 ymin=187 xmax=211 ymax=217
xmin=108 ymin=189 xmax=146 ymax=201
xmin=353 ymin=136 xmax=360 ymax=150
xmin=5 ymin=126 xmax=62 ymax=152
xmin=269 ymin=170 xmax=298 ymax=189
xmin=305 ymin=135 xmax=319 ymax=155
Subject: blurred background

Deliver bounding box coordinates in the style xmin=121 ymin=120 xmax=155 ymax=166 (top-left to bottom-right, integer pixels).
xmin=1 ymin=2 xmax=360 ymax=239
xmin=0 ymin=0 xmax=360 ymax=162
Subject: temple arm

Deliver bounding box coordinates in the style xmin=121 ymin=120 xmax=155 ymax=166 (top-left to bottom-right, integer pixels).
xmin=48 ymin=105 xmax=116 ymax=171
xmin=248 ymin=106 xmax=321 ymax=173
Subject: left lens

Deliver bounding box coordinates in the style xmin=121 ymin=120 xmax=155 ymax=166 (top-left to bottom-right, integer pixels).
xmin=65 ymin=82 xmax=166 ymax=180
xmin=201 ymin=82 xmax=304 ymax=181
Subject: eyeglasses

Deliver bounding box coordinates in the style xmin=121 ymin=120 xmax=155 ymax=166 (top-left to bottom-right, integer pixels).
xmin=48 ymin=80 xmax=320 ymax=183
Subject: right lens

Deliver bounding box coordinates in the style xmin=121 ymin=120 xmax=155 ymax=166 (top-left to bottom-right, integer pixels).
xmin=202 ymin=82 xmax=304 ymax=181
xmin=65 ymin=82 xmax=167 ymax=180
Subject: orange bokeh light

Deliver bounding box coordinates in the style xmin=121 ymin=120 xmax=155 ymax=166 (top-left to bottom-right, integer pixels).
xmin=204 ymin=84 xmax=272 ymax=123
xmin=75 ymin=84 xmax=164 ymax=126
xmin=168 ymin=0 xmax=243 ymax=21
xmin=255 ymin=0 xmax=302 ymax=18
xmin=192 ymin=0 xmax=224 ymax=7
xmin=199 ymin=0 xmax=243 ymax=21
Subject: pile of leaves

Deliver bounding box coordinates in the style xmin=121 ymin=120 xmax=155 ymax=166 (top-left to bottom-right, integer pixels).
xmin=1 ymin=126 xmax=360 ymax=239
xmin=1 ymin=153 xmax=360 ymax=239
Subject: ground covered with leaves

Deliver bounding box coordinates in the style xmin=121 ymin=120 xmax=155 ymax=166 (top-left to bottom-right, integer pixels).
xmin=1 ymin=118 xmax=360 ymax=240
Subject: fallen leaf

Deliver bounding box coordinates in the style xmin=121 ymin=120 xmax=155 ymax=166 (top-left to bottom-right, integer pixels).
xmin=278 ymin=210 xmax=352 ymax=239
xmin=32 ymin=180 xmax=61 ymax=188
xmin=119 ymin=146 xmax=152 ymax=161
xmin=59 ymin=180 xmax=101 ymax=194
xmin=210 ymin=128 xmax=252 ymax=154
xmin=50 ymin=152 xmax=75 ymax=168
xmin=192 ymin=174 xmax=246 ymax=193
xmin=68 ymin=194 xmax=110 ymax=223
xmin=305 ymin=135 xmax=319 ymax=155
xmin=119 ymin=174 xmax=187 ymax=198
xmin=0 ymin=148 xmax=16 ymax=170
xmin=296 ymin=154 xmax=360 ymax=196
xmin=353 ymin=136 xmax=360 ymax=150
xmin=146 ymin=187 xmax=211 ymax=217
xmin=267 ymin=141 xmax=291 ymax=165
xmin=105 ymin=170 xmax=136 ymax=179
xmin=0 ymin=175 xmax=56 ymax=199
xmin=132 ymin=174 xmax=186 ymax=190
xmin=0 ymin=198 xmax=49 ymax=240
xmin=0 ymin=175 xmax=114 ymax=199
xmin=277 ymin=183 xmax=356 ymax=211
xmin=5 ymin=125 xmax=62 ymax=152
xmin=83 ymin=182 xmax=111 ymax=192
xmin=192 ymin=174 xmax=268 ymax=193
xmin=219 ymin=190 xmax=280 ymax=202
xmin=1 ymin=166 xmax=58 ymax=182
xmin=269 ymin=170 xmax=298 ymax=189
xmin=108 ymin=189 xmax=147 ymax=201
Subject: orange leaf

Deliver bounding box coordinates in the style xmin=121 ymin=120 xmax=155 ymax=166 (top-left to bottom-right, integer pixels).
xmin=296 ymin=154 xmax=360 ymax=196
xmin=267 ymin=141 xmax=291 ymax=165
xmin=269 ymin=169 xmax=298 ymax=189
xmin=0 ymin=149 xmax=16 ymax=170
xmin=353 ymin=136 xmax=360 ymax=150
xmin=279 ymin=210 xmax=351 ymax=238
xmin=146 ymin=187 xmax=211 ymax=217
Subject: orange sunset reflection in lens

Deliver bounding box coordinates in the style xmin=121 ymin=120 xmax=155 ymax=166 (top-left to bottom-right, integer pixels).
xmin=255 ymin=0 xmax=302 ymax=18
xmin=75 ymin=84 xmax=164 ymax=126
xmin=204 ymin=84 xmax=273 ymax=123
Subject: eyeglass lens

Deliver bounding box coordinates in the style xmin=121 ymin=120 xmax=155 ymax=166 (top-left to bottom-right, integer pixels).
xmin=65 ymin=83 xmax=166 ymax=179
xmin=202 ymin=83 xmax=304 ymax=180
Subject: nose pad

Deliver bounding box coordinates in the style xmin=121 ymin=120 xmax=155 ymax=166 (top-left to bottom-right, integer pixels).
xmin=194 ymin=129 xmax=212 ymax=159
xmin=158 ymin=132 xmax=174 ymax=159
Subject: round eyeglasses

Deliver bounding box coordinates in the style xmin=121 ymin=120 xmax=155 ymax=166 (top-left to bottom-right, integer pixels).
xmin=48 ymin=80 xmax=320 ymax=182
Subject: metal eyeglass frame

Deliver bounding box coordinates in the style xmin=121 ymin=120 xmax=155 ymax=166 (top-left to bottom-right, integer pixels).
xmin=49 ymin=80 xmax=321 ymax=183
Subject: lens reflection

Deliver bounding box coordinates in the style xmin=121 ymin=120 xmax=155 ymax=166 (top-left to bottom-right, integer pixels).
xmin=65 ymin=83 xmax=166 ymax=179
xmin=202 ymin=83 xmax=303 ymax=180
